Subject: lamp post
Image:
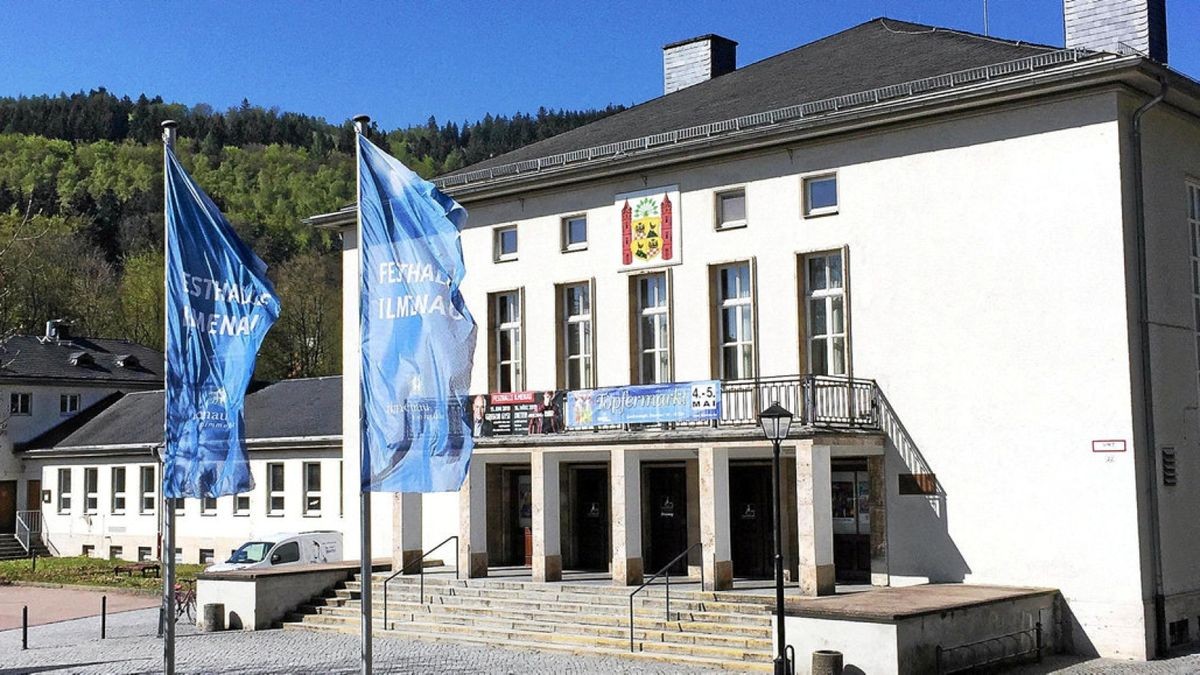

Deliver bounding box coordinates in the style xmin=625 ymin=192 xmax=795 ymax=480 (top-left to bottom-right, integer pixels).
xmin=759 ymin=401 xmax=794 ymax=675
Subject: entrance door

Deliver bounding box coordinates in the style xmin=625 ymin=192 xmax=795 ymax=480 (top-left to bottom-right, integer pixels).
xmin=729 ymin=464 xmax=772 ymax=578
xmin=644 ymin=465 xmax=688 ymax=575
xmin=570 ymin=467 xmax=609 ymax=571
xmin=0 ymin=481 xmax=16 ymax=534
xmin=831 ymin=468 xmax=870 ymax=583
xmin=25 ymin=479 xmax=41 ymax=512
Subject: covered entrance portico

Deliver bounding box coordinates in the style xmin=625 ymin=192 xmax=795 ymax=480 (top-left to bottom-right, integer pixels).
xmin=392 ymin=429 xmax=888 ymax=596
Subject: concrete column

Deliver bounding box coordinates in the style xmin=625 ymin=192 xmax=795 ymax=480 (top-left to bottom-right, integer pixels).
xmin=458 ymin=458 xmax=488 ymax=578
xmin=610 ymin=449 xmax=643 ymax=585
xmin=698 ymin=446 xmax=733 ymax=591
xmin=532 ymin=450 xmax=562 ymax=582
xmin=795 ymin=442 xmax=835 ymax=596
xmin=783 ymin=456 xmax=799 ymax=582
xmin=391 ymin=493 xmax=422 ymax=574
xmin=868 ymin=455 xmax=890 ymax=586
xmin=685 ymin=458 xmax=701 ymax=579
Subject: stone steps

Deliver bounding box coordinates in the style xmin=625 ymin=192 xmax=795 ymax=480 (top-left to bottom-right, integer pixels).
xmin=284 ymin=576 xmax=775 ymax=672
xmin=0 ymin=536 xmax=49 ymax=561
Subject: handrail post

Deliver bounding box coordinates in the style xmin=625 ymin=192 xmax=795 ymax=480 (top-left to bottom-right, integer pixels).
xmin=664 ymin=569 xmax=670 ymax=621
xmin=1035 ymin=622 xmax=1043 ymax=662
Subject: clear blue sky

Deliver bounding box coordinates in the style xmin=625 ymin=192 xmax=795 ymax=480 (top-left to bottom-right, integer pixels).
xmin=0 ymin=1 xmax=1196 ymax=130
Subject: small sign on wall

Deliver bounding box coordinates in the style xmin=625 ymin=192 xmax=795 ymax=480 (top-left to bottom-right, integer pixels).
xmin=41 ymin=489 xmax=51 ymax=504
xmin=615 ymin=185 xmax=681 ymax=271
xmin=1092 ymin=440 xmax=1127 ymax=453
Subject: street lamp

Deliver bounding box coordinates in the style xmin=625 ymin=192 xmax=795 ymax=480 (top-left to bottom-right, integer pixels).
xmin=758 ymin=401 xmax=793 ymax=675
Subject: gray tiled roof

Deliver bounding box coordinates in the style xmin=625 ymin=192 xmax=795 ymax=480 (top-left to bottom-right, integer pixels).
xmin=0 ymin=335 xmax=162 ymax=385
xmin=450 ymin=18 xmax=1062 ymax=175
xmin=43 ymin=376 xmax=343 ymax=450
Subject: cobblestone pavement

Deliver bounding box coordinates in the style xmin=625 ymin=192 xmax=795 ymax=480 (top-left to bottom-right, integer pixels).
xmin=4 ymin=608 xmax=1200 ymax=674
xmin=0 ymin=608 xmax=722 ymax=674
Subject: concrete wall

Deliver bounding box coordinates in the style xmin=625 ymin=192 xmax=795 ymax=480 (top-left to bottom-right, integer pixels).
xmin=197 ymin=563 xmax=357 ymax=630
xmin=440 ymin=90 xmax=1154 ymax=657
xmin=1132 ymin=90 xmax=1200 ymax=647
xmin=36 ymin=449 xmax=345 ymax=564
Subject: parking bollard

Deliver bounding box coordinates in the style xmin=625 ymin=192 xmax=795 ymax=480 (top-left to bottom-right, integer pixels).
xmin=101 ymin=595 xmax=107 ymax=639
xmin=22 ymin=605 xmax=28 ymax=650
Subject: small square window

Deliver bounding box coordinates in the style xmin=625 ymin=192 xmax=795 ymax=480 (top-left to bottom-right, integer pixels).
xmin=109 ymin=546 xmax=123 ymax=560
xmin=234 ymin=494 xmax=250 ymax=516
xmin=201 ymin=496 xmax=217 ymax=515
xmin=716 ymin=190 xmax=746 ymax=230
xmin=82 ymin=544 xmax=94 ymax=558
xmin=200 ymin=548 xmax=215 ymax=565
xmin=60 ymin=394 xmax=80 ymax=415
xmin=10 ymin=392 xmax=31 ymax=416
xmin=138 ymin=546 xmax=153 ymax=562
xmin=803 ymin=175 xmax=838 ymax=217
xmin=562 ymin=215 xmax=588 ymax=251
xmin=494 ymin=226 xmax=518 ymax=262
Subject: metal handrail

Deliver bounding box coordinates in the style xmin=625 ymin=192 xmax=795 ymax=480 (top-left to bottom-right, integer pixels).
xmin=628 ymin=542 xmax=704 ymax=652
xmin=381 ymin=535 xmax=459 ymax=630
xmin=15 ymin=510 xmax=41 ymax=554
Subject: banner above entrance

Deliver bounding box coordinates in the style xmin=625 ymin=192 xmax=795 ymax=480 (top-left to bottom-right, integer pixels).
xmin=566 ymin=380 xmax=720 ymax=428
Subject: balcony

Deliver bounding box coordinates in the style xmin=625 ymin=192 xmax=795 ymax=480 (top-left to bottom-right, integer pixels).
xmin=473 ymin=375 xmax=880 ymax=447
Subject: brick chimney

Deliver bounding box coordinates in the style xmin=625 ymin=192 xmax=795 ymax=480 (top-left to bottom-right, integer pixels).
xmin=662 ymin=35 xmax=738 ymax=95
xmin=1064 ymin=0 xmax=1167 ymax=63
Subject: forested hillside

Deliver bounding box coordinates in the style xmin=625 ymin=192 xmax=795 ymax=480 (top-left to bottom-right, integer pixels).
xmin=0 ymin=89 xmax=623 ymax=379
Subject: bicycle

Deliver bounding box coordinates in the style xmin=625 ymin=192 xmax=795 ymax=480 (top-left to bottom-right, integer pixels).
xmin=174 ymin=579 xmax=196 ymax=623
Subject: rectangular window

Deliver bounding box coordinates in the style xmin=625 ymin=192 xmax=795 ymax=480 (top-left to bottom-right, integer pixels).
xmin=636 ymin=272 xmax=671 ymax=384
xmin=57 ymin=468 xmax=72 ymax=513
xmin=139 ymin=466 xmax=156 ymax=514
xmin=561 ymin=283 xmax=594 ymax=389
xmin=492 ymin=291 xmax=523 ymax=392
xmin=111 ymin=467 xmax=126 ymax=514
xmin=108 ymin=545 xmax=123 ymax=560
xmin=493 ymin=225 xmax=518 ymax=262
xmin=138 ymin=546 xmax=152 ymax=562
xmin=173 ymin=498 xmax=185 ymax=516
xmin=60 ymin=393 xmax=80 ymax=415
xmin=201 ymin=496 xmax=217 ymax=515
xmin=9 ymin=392 xmax=31 ymax=416
xmin=84 ymin=468 xmax=98 ymax=514
xmin=200 ymin=548 xmax=215 ymax=565
xmin=304 ymin=462 xmax=322 ymax=515
xmin=82 ymin=544 xmax=94 ymax=557
xmin=716 ymin=262 xmax=755 ymax=379
xmin=805 ymin=251 xmax=847 ymax=376
xmin=561 ymin=215 xmax=588 ymax=251
xmin=898 ymin=473 xmax=938 ymax=495
xmin=234 ymin=493 xmax=250 ymax=516
xmin=803 ymin=174 xmax=838 ymax=217
xmin=267 ymin=463 xmax=285 ymax=515
xmin=716 ymin=189 xmax=747 ymax=230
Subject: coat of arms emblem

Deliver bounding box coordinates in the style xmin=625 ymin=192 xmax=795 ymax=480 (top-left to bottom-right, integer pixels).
xmin=621 ymin=193 xmax=673 ymax=265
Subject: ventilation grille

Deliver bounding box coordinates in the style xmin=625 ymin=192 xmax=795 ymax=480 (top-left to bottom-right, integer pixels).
xmin=1162 ymin=447 xmax=1177 ymax=486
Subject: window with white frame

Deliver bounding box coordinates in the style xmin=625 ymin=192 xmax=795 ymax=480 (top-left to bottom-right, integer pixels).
xmin=561 ymin=215 xmax=588 ymax=251
xmin=10 ymin=392 xmax=31 ymax=416
xmin=803 ymin=174 xmax=838 ymax=217
xmin=562 ymin=283 xmax=593 ymax=389
xmin=84 ymin=468 xmax=98 ymax=514
xmin=716 ymin=189 xmax=747 ymax=230
xmin=806 ymin=251 xmax=847 ymax=376
xmin=493 ymin=291 xmax=523 ymax=392
xmin=201 ymin=496 xmax=217 ymax=515
xmin=60 ymin=393 xmax=80 ymax=415
xmin=717 ymin=262 xmax=755 ymax=379
xmin=139 ymin=466 xmax=155 ymax=514
xmin=304 ymin=462 xmax=322 ymax=515
xmin=111 ymin=467 xmax=126 ymax=514
xmin=636 ymin=273 xmax=671 ymax=384
xmin=138 ymin=546 xmax=152 ymax=561
xmin=200 ymin=548 xmax=215 ymax=564
xmin=173 ymin=497 xmax=184 ymax=516
xmin=108 ymin=545 xmax=123 ymax=560
xmin=267 ymin=463 xmax=285 ymax=515
xmin=493 ymin=225 xmax=518 ymax=262
xmin=234 ymin=493 xmax=250 ymax=516
xmin=57 ymin=468 xmax=72 ymax=513
xmin=1189 ymin=181 xmax=1200 ymax=410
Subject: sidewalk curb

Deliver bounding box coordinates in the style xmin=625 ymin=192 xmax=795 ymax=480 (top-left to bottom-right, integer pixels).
xmin=4 ymin=580 xmax=162 ymax=597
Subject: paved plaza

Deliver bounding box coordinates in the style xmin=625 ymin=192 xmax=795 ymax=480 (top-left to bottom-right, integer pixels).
xmin=0 ymin=588 xmax=1198 ymax=674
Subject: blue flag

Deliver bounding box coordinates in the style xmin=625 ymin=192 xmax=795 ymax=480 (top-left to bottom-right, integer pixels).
xmin=163 ymin=147 xmax=280 ymax=498
xmin=358 ymin=135 xmax=477 ymax=493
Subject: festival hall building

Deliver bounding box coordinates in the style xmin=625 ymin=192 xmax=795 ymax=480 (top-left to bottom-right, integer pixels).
xmin=313 ymin=4 xmax=1200 ymax=660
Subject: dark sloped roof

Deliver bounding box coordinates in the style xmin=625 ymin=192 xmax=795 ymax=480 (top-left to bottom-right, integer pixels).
xmin=0 ymin=334 xmax=162 ymax=384
xmin=452 ymin=18 xmax=1061 ymax=175
xmin=45 ymin=376 xmax=343 ymax=450
xmin=14 ymin=391 xmax=125 ymax=451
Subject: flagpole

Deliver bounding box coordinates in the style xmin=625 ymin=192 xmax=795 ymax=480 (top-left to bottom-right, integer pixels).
xmin=354 ymin=113 xmax=373 ymax=675
xmin=160 ymin=119 xmax=178 ymax=675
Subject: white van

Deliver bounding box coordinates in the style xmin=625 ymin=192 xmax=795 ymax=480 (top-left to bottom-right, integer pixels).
xmin=206 ymin=531 xmax=342 ymax=572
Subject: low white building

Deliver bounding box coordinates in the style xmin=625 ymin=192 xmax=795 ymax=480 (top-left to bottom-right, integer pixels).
xmin=23 ymin=377 xmax=355 ymax=565
xmin=0 ymin=321 xmax=161 ymax=547
xmin=313 ymin=0 xmax=1200 ymax=661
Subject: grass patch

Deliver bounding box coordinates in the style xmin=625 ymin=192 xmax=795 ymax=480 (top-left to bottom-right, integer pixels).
xmin=0 ymin=556 xmax=205 ymax=591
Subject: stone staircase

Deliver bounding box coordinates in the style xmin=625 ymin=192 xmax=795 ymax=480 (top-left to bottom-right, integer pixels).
xmin=0 ymin=534 xmax=49 ymax=561
xmin=283 ymin=573 xmax=775 ymax=672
